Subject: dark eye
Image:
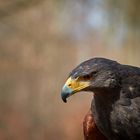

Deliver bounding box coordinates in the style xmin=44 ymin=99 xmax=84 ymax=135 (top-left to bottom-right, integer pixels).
xmin=82 ymin=75 xmax=92 ymax=80
xmin=92 ymin=71 xmax=97 ymax=75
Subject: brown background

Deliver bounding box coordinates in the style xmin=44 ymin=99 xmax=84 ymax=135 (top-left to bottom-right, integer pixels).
xmin=0 ymin=0 xmax=140 ymax=140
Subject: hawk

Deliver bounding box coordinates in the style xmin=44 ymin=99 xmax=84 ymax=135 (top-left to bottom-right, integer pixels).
xmin=61 ymin=58 xmax=140 ymax=140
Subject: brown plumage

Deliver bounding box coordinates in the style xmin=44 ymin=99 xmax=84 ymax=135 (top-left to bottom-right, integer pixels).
xmin=83 ymin=110 xmax=107 ymax=140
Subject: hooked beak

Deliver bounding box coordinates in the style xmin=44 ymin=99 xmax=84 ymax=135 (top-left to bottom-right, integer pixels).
xmin=61 ymin=77 xmax=90 ymax=103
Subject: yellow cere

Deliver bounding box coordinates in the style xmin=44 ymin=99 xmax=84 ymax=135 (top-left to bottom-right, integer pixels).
xmin=65 ymin=77 xmax=90 ymax=92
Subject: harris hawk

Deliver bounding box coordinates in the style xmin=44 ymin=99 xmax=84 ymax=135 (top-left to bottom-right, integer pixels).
xmin=61 ymin=58 xmax=140 ymax=140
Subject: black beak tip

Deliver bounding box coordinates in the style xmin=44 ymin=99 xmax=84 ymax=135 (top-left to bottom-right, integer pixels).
xmin=62 ymin=97 xmax=67 ymax=103
xmin=61 ymin=92 xmax=68 ymax=103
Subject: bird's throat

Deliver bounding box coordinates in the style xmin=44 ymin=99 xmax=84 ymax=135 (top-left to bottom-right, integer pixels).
xmin=91 ymin=90 xmax=120 ymax=139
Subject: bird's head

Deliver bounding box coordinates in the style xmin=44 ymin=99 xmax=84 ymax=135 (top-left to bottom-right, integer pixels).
xmin=61 ymin=58 xmax=120 ymax=102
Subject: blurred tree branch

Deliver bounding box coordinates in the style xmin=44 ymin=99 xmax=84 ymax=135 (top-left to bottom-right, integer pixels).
xmin=107 ymin=0 xmax=140 ymax=29
xmin=0 ymin=0 xmax=45 ymax=19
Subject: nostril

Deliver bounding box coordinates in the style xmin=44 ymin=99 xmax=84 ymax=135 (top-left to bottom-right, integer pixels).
xmin=68 ymin=84 xmax=72 ymax=87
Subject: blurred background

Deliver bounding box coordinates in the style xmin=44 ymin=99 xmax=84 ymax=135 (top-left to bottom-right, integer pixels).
xmin=0 ymin=0 xmax=140 ymax=140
